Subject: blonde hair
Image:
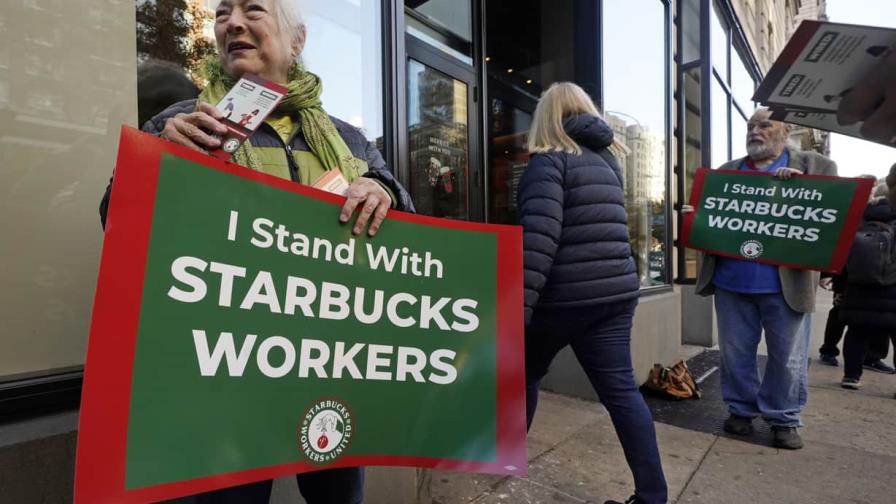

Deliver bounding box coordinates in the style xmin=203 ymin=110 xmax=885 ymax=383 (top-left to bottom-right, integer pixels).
xmin=527 ymin=82 xmax=628 ymax=158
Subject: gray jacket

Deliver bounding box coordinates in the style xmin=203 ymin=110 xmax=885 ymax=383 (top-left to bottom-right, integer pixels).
xmin=695 ymin=149 xmax=838 ymax=313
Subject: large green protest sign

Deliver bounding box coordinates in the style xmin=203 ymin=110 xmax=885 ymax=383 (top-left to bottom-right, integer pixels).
xmin=683 ymin=168 xmax=873 ymax=272
xmin=75 ymin=128 xmax=526 ymax=503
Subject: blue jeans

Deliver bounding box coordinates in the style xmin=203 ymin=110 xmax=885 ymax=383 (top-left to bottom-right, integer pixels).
xmin=714 ymin=288 xmax=810 ymax=427
xmin=526 ymin=300 xmax=668 ymax=504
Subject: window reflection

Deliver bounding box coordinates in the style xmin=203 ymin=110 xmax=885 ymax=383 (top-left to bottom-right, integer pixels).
xmin=406 ymin=0 xmax=473 ymax=65
xmin=604 ymin=0 xmax=669 ymax=287
xmin=407 ymin=59 xmax=470 ymax=219
xmin=0 ymin=0 xmax=137 ymax=382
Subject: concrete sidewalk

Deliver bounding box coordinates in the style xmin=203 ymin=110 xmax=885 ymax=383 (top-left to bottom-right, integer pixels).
xmin=430 ymin=291 xmax=896 ymax=504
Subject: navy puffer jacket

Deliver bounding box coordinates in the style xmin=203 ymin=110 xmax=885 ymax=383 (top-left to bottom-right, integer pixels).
xmin=517 ymin=114 xmax=639 ymax=324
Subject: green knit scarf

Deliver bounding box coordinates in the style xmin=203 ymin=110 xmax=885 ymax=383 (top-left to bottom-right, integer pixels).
xmin=198 ymin=59 xmax=359 ymax=179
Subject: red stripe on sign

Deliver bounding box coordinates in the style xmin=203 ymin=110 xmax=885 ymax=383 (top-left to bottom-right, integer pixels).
xmin=75 ymin=127 xmax=163 ymax=503
xmin=681 ymin=167 xmax=711 ymax=250
xmin=495 ymin=225 xmax=528 ymax=475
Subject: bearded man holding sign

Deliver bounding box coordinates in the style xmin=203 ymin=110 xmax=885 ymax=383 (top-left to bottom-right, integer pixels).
xmin=685 ymin=108 xmax=838 ymax=450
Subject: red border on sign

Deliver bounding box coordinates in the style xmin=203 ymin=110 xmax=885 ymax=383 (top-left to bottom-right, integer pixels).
xmin=74 ymin=127 xmax=527 ymax=503
xmin=682 ymin=167 xmax=874 ymax=273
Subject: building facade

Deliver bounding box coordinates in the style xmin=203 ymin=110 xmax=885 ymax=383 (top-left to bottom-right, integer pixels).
xmin=0 ymin=1 xmax=825 ymax=502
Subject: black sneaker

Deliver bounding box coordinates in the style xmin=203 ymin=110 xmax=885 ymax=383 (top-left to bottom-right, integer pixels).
xmin=771 ymin=426 xmax=803 ymax=449
xmin=819 ymin=354 xmax=839 ymax=367
xmin=723 ymin=414 xmax=754 ymax=435
xmin=604 ymin=496 xmax=644 ymax=504
xmin=841 ymin=377 xmax=862 ymax=389
xmin=863 ymin=359 xmax=896 ymax=374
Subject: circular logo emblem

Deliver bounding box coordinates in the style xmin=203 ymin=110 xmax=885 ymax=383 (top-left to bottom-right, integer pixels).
xmin=740 ymin=240 xmax=764 ymax=259
xmin=222 ymin=137 xmax=241 ymax=153
xmin=298 ymin=398 xmax=353 ymax=464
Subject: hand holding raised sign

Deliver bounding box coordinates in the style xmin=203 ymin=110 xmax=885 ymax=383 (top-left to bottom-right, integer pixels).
xmin=836 ymin=49 xmax=896 ymax=146
xmin=340 ymin=177 xmax=393 ymax=237
xmin=774 ymin=167 xmax=803 ymax=180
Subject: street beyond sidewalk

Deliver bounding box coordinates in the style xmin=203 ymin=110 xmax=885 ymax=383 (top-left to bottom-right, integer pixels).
xmin=430 ymin=290 xmax=896 ymax=504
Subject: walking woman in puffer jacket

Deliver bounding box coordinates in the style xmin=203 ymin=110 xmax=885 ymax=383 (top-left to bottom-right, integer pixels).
xmin=518 ymin=82 xmax=668 ymax=504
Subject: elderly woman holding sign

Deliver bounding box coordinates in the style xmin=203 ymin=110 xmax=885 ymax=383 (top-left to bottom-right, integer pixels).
xmin=103 ymin=0 xmax=413 ymax=235
xmin=101 ymin=0 xmax=413 ymax=503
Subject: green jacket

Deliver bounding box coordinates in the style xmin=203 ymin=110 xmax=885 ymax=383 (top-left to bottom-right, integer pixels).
xmin=695 ymin=149 xmax=838 ymax=313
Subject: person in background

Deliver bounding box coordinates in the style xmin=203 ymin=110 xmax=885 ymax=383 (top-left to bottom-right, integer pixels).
xmin=101 ymin=0 xmax=413 ymax=502
xmin=839 ymin=167 xmax=896 ymax=389
xmin=519 ymin=82 xmax=667 ymax=504
xmin=137 ymin=59 xmax=200 ymax=128
xmin=692 ymin=108 xmax=837 ymax=450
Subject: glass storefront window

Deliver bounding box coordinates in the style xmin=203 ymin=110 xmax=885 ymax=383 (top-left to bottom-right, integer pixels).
xmin=681 ymin=0 xmax=701 ymax=64
xmin=485 ymin=0 xmax=669 ymax=287
xmin=407 ymin=59 xmax=470 ymax=220
xmin=303 ymin=0 xmax=384 ymax=143
xmin=711 ymin=78 xmax=730 ymax=168
xmin=731 ymin=109 xmax=748 ymax=160
xmin=406 ymin=0 xmax=473 ymax=65
xmin=484 ymin=0 xmax=583 ymax=225
xmin=604 ymin=0 xmax=668 ymax=287
xmin=0 ymin=0 xmax=137 ymax=383
xmin=711 ymin=4 xmax=729 ymax=80
xmin=682 ymin=67 xmax=702 ymax=278
xmin=731 ymin=51 xmax=756 ymax=114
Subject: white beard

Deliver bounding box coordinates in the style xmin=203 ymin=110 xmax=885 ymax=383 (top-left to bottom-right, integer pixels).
xmin=747 ymin=141 xmax=776 ymax=160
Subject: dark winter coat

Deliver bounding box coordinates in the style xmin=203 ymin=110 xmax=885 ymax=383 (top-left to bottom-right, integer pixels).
xmin=517 ymin=114 xmax=639 ymax=324
xmin=100 ymin=99 xmax=414 ymax=227
xmin=839 ymin=199 xmax=896 ymax=330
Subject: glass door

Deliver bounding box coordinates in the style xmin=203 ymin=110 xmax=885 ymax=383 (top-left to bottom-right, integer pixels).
xmin=404 ymin=1 xmax=481 ymax=221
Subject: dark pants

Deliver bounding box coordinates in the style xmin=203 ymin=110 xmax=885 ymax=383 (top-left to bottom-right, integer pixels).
xmin=819 ymin=305 xmax=845 ymax=357
xmin=165 ymin=468 xmax=364 ymax=504
xmin=819 ymin=306 xmax=889 ymax=364
xmin=843 ymin=326 xmax=896 ymax=380
xmin=525 ymin=299 xmax=668 ymax=504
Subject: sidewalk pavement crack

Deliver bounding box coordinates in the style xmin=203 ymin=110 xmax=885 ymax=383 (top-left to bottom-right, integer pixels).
xmin=673 ymin=435 xmax=719 ymax=504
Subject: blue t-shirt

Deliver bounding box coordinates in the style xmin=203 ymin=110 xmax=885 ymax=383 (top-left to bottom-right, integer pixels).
xmin=712 ymin=151 xmax=790 ymax=294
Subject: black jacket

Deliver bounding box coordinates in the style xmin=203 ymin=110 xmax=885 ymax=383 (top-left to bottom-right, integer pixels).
xmin=100 ymin=99 xmax=414 ymax=227
xmin=839 ymin=199 xmax=896 ymax=330
xmin=517 ymin=114 xmax=639 ymax=324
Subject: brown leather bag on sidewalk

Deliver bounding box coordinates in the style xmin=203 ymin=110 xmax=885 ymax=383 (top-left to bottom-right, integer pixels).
xmin=643 ymin=360 xmax=702 ymax=400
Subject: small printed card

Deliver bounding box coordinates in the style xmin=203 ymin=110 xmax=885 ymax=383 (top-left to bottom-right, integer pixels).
xmin=208 ymin=74 xmax=288 ymax=160
xmin=311 ymin=169 xmax=350 ymax=196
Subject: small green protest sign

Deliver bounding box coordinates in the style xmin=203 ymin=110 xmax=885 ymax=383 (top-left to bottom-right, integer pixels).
xmin=75 ymin=128 xmax=526 ymax=503
xmin=683 ymin=169 xmax=873 ymax=271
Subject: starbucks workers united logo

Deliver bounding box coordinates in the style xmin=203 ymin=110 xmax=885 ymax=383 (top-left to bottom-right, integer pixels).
xmin=299 ymin=398 xmax=353 ymax=464
xmin=740 ymin=240 xmax=764 ymax=259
